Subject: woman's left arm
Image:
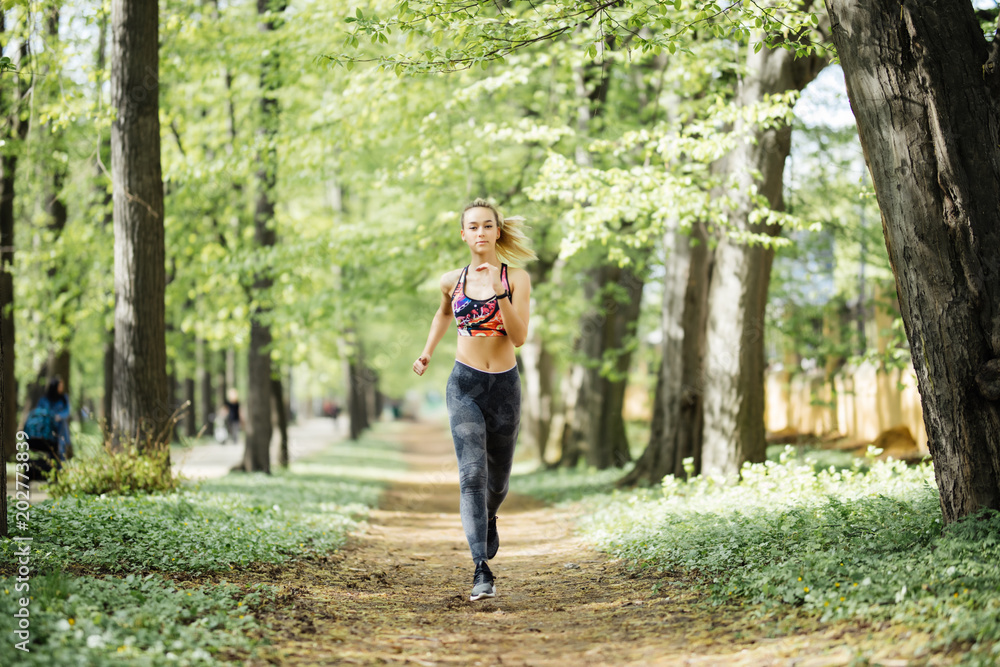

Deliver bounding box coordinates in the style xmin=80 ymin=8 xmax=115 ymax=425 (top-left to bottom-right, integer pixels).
xmin=497 ymin=269 xmax=531 ymax=347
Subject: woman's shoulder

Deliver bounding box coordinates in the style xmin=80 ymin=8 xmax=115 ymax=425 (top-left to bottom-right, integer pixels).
xmin=439 ymin=267 xmax=465 ymax=293
xmin=505 ymin=265 xmax=531 ymax=285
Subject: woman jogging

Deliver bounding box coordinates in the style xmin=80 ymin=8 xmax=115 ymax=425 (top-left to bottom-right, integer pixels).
xmin=412 ymin=198 xmax=535 ymax=601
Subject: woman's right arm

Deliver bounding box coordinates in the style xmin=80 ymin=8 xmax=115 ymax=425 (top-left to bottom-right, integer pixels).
xmin=413 ymin=275 xmax=454 ymax=376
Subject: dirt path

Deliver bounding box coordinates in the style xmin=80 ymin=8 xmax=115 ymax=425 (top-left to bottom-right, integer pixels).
xmin=250 ymin=421 xmax=951 ymax=666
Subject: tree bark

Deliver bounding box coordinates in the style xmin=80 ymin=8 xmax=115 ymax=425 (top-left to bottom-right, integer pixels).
xmin=826 ymin=0 xmax=1000 ymax=523
xmin=110 ymin=0 xmax=170 ymax=452
xmin=95 ymin=5 xmax=114 ymax=436
xmin=520 ymin=330 xmax=556 ymax=463
xmin=1 ymin=18 xmax=30 ymax=463
xmin=700 ymin=34 xmax=826 ymax=478
xmin=563 ymin=264 xmax=644 ymax=469
xmin=242 ymin=0 xmax=287 ymax=472
xmin=184 ymin=375 xmax=197 ymax=437
xmin=271 ymin=374 xmax=288 ymax=468
xmin=43 ymin=6 xmax=73 ymax=401
xmin=103 ymin=333 xmax=114 ymax=430
xmin=518 ymin=256 xmax=557 ymax=464
xmin=245 ymin=317 xmax=272 ymax=472
xmin=621 ymin=221 xmax=713 ymax=485
xmin=1 ymin=291 xmax=5 ymax=536
xmin=345 ymin=334 xmax=371 ymax=441
xmin=197 ymin=337 xmax=213 ymax=432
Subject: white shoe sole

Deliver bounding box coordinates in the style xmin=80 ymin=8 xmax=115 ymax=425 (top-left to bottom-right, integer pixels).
xmin=469 ymin=587 xmax=496 ymax=602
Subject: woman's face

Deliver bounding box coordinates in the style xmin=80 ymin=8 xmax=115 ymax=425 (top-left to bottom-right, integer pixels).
xmin=57 ymin=380 xmax=65 ymax=394
xmin=461 ymin=207 xmax=500 ymax=252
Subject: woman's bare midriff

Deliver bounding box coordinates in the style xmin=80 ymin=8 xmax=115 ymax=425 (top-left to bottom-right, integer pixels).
xmin=455 ymin=336 xmax=517 ymax=372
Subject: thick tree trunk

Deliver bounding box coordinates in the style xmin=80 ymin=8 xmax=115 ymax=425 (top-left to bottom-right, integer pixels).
xmin=558 ymin=37 xmax=631 ymax=469
xmin=110 ymin=0 xmax=170 ymax=451
xmin=0 ymin=21 xmax=29 ymax=463
xmin=621 ymin=222 xmax=713 ymax=485
xmin=564 ymin=264 xmax=644 ymax=469
xmin=826 ymin=0 xmax=1000 ymax=523
xmin=245 ymin=318 xmax=272 ymax=472
xmin=345 ymin=334 xmax=371 ymax=441
xmin=700 ymin=36 xmax=826 ymax=478
xmin=1 ymin=299 xmax=5 ymax=536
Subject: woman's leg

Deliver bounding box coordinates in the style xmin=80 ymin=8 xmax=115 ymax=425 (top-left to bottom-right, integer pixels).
xmin=446 ymin=362 xmax=491 ymax=563
xmin=483 ymin=366 xmax=521 ymax=520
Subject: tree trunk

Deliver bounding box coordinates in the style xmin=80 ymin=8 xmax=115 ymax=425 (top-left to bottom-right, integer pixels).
xmin=557 ymin=34 xmax=627 ymax=469
xmin=220 ymin=348 xmax=231 ymax=409
xmin=557 ymin=362 xmax=586 ymax=468
xmin=244 ymin=318 xmax=272 ymax=472
xmin=1 ymin=295 xmax=5 ymax=536
xmin=95 ymin=6 xmax=113 ymax=437
xmin=271 ymin=373 xmax=288 ymax=468
xmin=621 ymin=221 xmax=713 ymax=485
xmin=0 ymin=19 xmax=30 ymax=463
xmin=44 ymin=6 xmax=73 ymax=397
xmin=110 ymin=0 xmax=170 ymax=452
xmin=517 ymin=255 xmax=557 ymax=464
xmin=184 ymin=375 xmax=197 ymax=437
xmin=826 ymin=0 xmax=1000 ymax=523
xmin=564 ymin=264 xmax=644 ymax=469
xmin=345 ymin=333 xmax=371 ymax=440
xmin=520 ymin=331 xmax=556 ymax=464
xmin=242 ymin=0 xmax=286 ymax=472
xmin=197 ymin=337 xmax=213 ymax=432
xmin=700 ymin=35 xmax=826 ymax=478
xmin=47 ymin=350 xmax=70 ymax=393
xmin=103 ymin=333 xmax=114 ymax=431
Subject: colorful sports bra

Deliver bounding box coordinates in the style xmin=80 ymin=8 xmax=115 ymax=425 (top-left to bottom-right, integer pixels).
xmin=452 ymin=264 xmax=511 ymax=337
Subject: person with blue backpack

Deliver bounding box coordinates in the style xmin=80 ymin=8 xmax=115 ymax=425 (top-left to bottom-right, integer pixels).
xmin=32 ymin=376 xmax=72 ymax=462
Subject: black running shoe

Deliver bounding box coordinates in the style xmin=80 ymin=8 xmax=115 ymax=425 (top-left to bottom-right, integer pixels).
xmin=469 ymin=561 xmax=496 ymax=601
xmin=487 ymin=515 xmax=500 ymax=560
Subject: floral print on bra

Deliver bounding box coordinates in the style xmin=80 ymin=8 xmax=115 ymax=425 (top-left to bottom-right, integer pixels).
xmin=452 ymin=263 xmax=510 ymax=337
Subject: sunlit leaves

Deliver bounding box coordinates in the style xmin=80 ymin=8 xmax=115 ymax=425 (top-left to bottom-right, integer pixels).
xmin=329 ymin=0 xmax=830 ymax=74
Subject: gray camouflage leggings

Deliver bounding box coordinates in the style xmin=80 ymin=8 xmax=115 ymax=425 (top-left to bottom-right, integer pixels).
xmin=446 ymin=360 xmax=521 ymax=563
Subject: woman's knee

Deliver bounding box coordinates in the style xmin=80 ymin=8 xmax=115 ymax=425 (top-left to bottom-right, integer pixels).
xmin=458 ymin=467 xmax=488 ymax=494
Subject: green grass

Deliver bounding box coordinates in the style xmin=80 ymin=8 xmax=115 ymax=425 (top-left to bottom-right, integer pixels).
xmin=513 ymin=447 xmax=1000 ymax=665
xmin=2 ymin=427 xmax=400 ymax=665
xmin=510 ymin=462 xmax=632 ymax=502
xmin=0 ymin=572 xmax=274 ymax=666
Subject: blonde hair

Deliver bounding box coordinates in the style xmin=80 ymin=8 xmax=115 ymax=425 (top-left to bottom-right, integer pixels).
xmin=461 ymin=198 xmax=537 ymax=266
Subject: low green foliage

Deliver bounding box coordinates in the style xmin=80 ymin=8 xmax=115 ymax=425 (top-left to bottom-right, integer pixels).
xmin=509 ymin=463 xmax=630 ymax=503
xmin=517 ymin=448 xmax=1000 ymax=663
xmin=4 ymin=445 xmax=384 ymax=575
xmin=45 ymin=432 xmax=179 ymax=498
xmin=2 ymin=431 xmax=395 ymax=664
xmin=0 ymin=571 xmax=275 ymax=666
